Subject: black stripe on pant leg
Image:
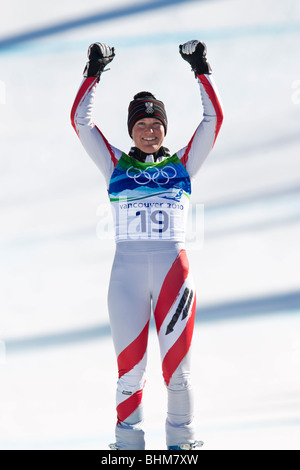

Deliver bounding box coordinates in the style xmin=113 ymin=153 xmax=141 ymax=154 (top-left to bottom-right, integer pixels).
xmin=166 ymin=287 xmax=190 ymax=335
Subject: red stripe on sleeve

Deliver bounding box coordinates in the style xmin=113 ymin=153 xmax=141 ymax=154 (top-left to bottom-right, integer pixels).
xmin=70 ymin=77 xmax=97 ymax=134
xmin=197 ymin=74 xmax=224 ymax=146
xmin=71 ymin=77 xmax=118 ymax=167
xmin=94 ymin=124 xmax=118 ymax=168
xmin=180 ymin=74 xmax=224 ymax=167
xmin=180 ymin=127 xmax=198 ymax=168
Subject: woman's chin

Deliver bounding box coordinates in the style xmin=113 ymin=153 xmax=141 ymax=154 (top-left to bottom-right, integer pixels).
xmin=139 ymin=144 xmax=159 ymax=154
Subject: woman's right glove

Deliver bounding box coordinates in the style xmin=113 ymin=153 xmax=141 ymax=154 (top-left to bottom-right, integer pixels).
xmin=179 ymin=40 xmax=212 ymax=77
xmin=83 ymin=43 xmax=115 ymax=81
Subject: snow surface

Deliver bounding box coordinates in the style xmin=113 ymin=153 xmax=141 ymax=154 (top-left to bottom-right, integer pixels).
xmin=0 ymin=0 xmax=300 ymax=450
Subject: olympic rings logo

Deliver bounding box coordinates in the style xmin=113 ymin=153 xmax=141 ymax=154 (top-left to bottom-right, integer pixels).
xmin=126 ymin=165 xmax=177 ymax=185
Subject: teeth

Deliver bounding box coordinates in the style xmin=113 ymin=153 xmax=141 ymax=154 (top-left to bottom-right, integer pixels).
xmin=143 ymin=138 xmax=155 ymax=141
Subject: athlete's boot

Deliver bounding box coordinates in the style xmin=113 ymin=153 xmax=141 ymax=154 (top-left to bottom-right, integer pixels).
xmin=168 ymin=440 xmax=204 ymax=450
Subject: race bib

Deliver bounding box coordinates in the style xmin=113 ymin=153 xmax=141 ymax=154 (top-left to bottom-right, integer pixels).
xmin=108 ymin=153 xmax=191 ymax=242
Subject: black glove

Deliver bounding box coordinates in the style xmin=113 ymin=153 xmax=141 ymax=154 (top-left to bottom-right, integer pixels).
xmin=83 ymin=43 xmax=115 ymax=81
xmin=179 ymin=40 xmax=212 ymax=77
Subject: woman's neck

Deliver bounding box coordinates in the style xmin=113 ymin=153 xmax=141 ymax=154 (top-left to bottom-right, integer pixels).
xmin=129 ymin=146 xmax=170 ymax=162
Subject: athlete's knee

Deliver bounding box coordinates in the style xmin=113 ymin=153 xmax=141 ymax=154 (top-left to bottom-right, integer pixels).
xmin=167 ymin=371 xmax=192 ymax=392
xmin=117 ymin=371 xmax=146 ymax=396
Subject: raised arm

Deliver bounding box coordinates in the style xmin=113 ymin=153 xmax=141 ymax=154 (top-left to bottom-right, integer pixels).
xmin=176 ymin=40 xmax=224 ymax=178
xmin=71 ymin=43 xmax=122 ymax=186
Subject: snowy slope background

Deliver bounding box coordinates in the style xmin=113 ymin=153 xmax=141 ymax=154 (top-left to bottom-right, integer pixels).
xmin=0 ymin=0 xmax=300 ymax=450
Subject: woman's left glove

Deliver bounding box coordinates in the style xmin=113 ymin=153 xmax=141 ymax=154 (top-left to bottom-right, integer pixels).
xmin=179 ymin=40 xmax=212 ymax=76
xmin=83 ymin=43 xmax=115 ymax=81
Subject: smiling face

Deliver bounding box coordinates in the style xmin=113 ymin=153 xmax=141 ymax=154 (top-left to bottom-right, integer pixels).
xmin=131 ymin=118 xmax=165 ymax=154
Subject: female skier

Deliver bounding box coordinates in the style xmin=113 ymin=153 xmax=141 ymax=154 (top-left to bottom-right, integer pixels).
xmin=71 ymin=40 xmax=223 ymax=450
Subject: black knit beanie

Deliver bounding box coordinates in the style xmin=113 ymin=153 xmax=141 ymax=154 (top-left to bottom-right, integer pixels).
xmin=127 ymin=91 xmax=168 ymax=137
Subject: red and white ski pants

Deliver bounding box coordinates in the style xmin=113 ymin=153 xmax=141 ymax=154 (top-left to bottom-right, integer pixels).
xmin=108 ymin=241 xmax=196 ymax=450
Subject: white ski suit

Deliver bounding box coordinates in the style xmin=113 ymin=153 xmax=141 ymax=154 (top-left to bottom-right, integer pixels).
xmin=71 ymin=72 xmax=223 ymax=449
